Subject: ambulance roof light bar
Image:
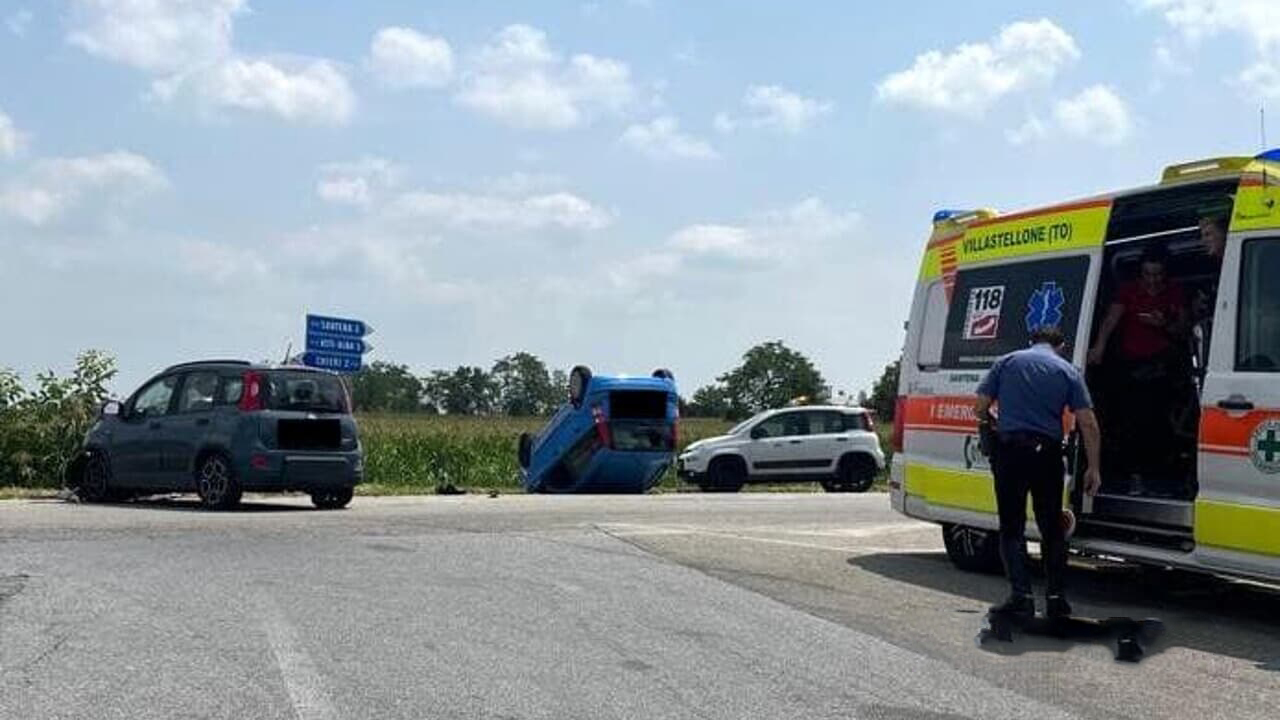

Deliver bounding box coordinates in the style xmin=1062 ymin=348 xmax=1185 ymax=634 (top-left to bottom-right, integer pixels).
xmin=1160 ymin=150 xmax=1280 ymax=184
xmin=932 ymin=208 xmax=998 ymax=226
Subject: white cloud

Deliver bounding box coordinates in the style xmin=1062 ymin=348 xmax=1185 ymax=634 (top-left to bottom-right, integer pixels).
xmin=1005 ymin=86 xmax=1135 ymax=146
xmin=386 ymin=190 xmax=613 ymax=232
xmin=1005 ymin=114 xmax=1048 ymax=146
xmin=0 ymin=151 xmax=167 ymax=226
xmin=179 ymin=239 xmax=269 ymax=285
xmin=0 ymin=111 xmax=25 ymax=158
xmin=1053 ymin=85 xmax=1134 ymax=145
xmin=368 ymin=27 xmax=454 ymax=89
xmin=66 ymin=1 xmax=355 ymax=126
xmin=455 ymin=24 xmax=634 ymax=129
xmin=316 ymin=157 xmax=402 ymax=208
xmin=620 ymin=116 xmax=717 ymax=160
xmin=1136 ymin=0 xmax=1280 ymax=52
xmin=665 ymin=197 xmax=859 ymax=267
xmin=66 ymin=0 xmax=245 ymax=73
xmin=742 ymin=84 xmax=829 ymax=133
xmin=6 ymin=9 xmax=32 ymax=37
xmin=1137 ymin=1 xmax=1280 ymax=99
xmin=160 ymin=57 xmax=357 ymax=125
xmin=876 ymin=19 xmax=1081 ymax=116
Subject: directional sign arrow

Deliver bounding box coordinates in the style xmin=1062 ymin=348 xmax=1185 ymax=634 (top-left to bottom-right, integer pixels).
xmin=305 ymin=334 xmax=372 ymax=355
xmin=301 ymin=352 xmax=363 ymax=373
xmin=306 ymin=314 xmax=373 ymax=338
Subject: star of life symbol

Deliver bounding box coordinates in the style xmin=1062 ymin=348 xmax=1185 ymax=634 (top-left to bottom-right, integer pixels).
xmin=1025 ymin=281 xmax=1065 ymax=332
xmin=1250 ymin=419 xmax=1280 ymax=474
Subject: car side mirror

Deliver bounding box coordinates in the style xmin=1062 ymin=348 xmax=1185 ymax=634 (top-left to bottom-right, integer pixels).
xmin=102 ymin=401 xmax=121 ymax=418
xmin=750 ymin=427 xmax=765 ymax=440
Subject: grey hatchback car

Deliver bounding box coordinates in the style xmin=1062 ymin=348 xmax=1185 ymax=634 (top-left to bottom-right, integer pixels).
xmin=66 ymin=360 xmax=363 ymax=509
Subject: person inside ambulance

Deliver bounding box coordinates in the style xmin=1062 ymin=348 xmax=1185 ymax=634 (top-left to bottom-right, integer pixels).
xmin=1190 ymin=211 xmax=1229 ymax=374
xmin=1087 ymin=247 xmax=1187 ymax=497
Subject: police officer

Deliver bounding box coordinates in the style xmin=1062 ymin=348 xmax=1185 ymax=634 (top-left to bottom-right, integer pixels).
xmin=976 ymin=325 xmax=1102 ymax=619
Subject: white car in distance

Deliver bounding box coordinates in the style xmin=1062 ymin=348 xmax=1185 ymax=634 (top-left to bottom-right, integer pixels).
xmin=678 ymin=406 xmax=885 ymax=493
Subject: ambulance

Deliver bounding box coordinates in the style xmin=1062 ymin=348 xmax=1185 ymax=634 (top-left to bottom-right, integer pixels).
xmin=890 ymin=150 xmax=1280 ymax=583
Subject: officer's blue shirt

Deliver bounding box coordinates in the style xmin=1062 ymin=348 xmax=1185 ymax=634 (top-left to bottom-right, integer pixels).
xmin=976 ymin=343 xmax=1093 ymax=439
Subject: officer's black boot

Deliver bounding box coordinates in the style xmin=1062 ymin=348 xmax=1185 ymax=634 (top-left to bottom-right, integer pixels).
xmin=1045 ymin=594 xmax=1072 ymax=619
xmin=989 ymin=593 xmax=1035 ymax=617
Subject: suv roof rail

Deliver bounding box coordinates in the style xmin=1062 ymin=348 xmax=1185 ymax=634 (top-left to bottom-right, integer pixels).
xmin=163 ymin=359 xmax=252 ymax=372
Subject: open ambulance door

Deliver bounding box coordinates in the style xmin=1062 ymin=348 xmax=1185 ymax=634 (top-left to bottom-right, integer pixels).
xmin=1193 ymin=228 xmax=1280 ymax=579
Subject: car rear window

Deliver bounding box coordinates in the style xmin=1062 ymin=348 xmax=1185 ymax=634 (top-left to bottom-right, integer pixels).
xmin=610 ymin=391 xmax=669 ymax=419
xmin=264 ymin=371 xmax=349 ymax=413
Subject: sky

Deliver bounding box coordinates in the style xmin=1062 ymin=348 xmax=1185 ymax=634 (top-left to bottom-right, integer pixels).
xmin=3 ymin=0 xmax=1280 ymax=398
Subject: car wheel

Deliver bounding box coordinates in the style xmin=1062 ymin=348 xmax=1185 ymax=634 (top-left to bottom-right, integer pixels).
xmin=311 ymin=487 xmax=353 ymax=510
xmin=838 ymin=454 xmax=877 ymax=493
xmin=517 ymin=433 xmax=532 ymax=469
xmin=703 ymin=457 xmax=745 ymax=493
xmin=941 ymin=523 xmax=1004 ymax=574
xmin=569 ymin=366 xmax=592 ymax=407
xmin=195 ymin=453 xmax=242 ymax=511
xmin=77 ymin=452 xmax=112 ymax=503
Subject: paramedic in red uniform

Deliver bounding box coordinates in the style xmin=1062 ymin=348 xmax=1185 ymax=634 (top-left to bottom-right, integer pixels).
xmin=1087 ymin=246 xmax=1186 ymax=496
xmin=977 ymin=326 xmax=1103 ymax=619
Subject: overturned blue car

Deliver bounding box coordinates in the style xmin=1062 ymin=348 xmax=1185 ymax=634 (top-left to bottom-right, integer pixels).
xmin=518 ymin=366 xmax=678 ymax=493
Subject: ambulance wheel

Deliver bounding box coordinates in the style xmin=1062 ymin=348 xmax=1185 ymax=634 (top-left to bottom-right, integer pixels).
xmin=517 ymin=433 xmax=532 ymax=469
xmin=569 ymin=366 xmax=592 ymax=408
xmin=942 ymin=523 xmax=1003 ymax=574
xmin=701 ymin=457 xmax=745 ymax=493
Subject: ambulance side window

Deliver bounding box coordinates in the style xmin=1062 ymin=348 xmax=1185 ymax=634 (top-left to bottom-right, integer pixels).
xmin=1236 ymin=237 xmax=1280 ymax=372
xmin=917 ymin=281 xmax=947 ymax=369
xmin=940 ymin=255 xmax=1091 ymax=370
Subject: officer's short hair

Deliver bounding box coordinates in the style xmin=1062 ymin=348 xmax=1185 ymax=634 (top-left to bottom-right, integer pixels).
xmin=1029 ymin=326 xmax=1066 ymax=347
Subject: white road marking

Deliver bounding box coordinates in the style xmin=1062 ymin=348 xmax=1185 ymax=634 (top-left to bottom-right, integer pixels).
xmin=258 ymin=597 xmax=338 ymax=720
xmin=600 ymin=521 xmax=942 ymax=554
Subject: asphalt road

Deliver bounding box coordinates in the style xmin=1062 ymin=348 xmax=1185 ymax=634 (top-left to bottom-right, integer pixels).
xmin=1 ymin=493 xmax=1277 ymax=720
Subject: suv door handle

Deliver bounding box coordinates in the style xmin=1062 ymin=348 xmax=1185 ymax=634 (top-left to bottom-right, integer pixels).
xmin=788 ymin=439 xmax=803 ymax=444
xmin=1217 ymin=396 xmax=1255 ymax=412
xmin=834 ymin=437 xmax=849 ymax=442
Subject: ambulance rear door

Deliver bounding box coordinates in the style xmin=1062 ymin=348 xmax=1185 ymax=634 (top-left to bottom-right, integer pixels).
xmin=1195 ymin=227 xmax=1280 ymax=579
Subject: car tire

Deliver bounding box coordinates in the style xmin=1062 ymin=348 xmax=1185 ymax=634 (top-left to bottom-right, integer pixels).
xmin=517 ymin=433 xmax=533 ymax=469
xmin=76 ymin=452 xmax=112 ymax=503
xmin=942 ymin=523 xmax=1004 ymax=574
xmin=569 ymin=366 xmax=592 ymax=408
xmin=651 ymin=368 xmax=675 ymax=381
xmin=195 ymin=452 xmax=242 ymax=511
xmin=311 ymin=487 xmax=353 ymax=510
xmin=702 ymin=457 xmax=745 ymax=493
xmin=838 ymin=454 xmax=877 ymax=493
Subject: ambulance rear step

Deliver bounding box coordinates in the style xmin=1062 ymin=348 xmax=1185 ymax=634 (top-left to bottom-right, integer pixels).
xmin=1076 ymin=518 xmax=1194 ymax=553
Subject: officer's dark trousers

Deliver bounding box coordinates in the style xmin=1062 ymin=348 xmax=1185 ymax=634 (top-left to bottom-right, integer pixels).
xmin=992 ymin=432 xmax=1067 ymax=598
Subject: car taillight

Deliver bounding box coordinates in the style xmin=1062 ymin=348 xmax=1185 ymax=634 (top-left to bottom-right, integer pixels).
xmin=892 ymin=396 xmax=906 ymax=453
xmin=591 ymin=405 xmax=612 ymax=449
xmin=239 ymin=371 xmax=263 ymax=412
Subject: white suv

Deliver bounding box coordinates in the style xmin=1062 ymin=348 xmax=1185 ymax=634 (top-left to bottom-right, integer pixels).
xmin=677 ymin=406 xmax=885 ymax=493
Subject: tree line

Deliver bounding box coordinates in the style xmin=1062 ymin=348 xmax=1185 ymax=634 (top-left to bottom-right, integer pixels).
xmin=353 ymin=341 xmax=902 ymax=421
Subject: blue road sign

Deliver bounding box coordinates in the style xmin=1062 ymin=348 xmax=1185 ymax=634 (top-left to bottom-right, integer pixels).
xmin=306 ymin=334 xmax=371 ymax=355
xmin=306 ymin=314 xmax=372 ymax=338
xmin=302 ymin=352 xmax=363 ymax=373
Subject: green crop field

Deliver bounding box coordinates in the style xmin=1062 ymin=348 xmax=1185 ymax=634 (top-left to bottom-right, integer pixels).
xmin=356 ymin=414 xmax=892 ymax=495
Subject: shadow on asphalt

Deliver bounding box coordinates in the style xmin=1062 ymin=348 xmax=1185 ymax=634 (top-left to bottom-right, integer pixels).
xmin=849 ymin=551 xmax=1280 ymax=668
xmin=99 ymin=495 xmax=316 ymax=513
